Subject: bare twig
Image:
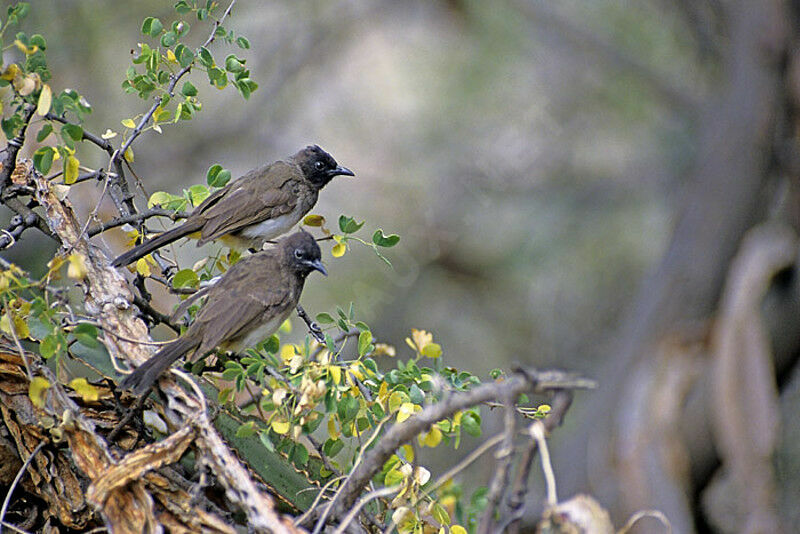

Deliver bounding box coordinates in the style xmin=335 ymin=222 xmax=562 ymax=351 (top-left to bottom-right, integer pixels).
xmin=0 ymin=104 xmax=36 ymax=192
xmin=87 ymin=207 xmax=190 ymax=238
xmin=332 ymin=486 xmax=399 ymax=534
xmin=478 ymin=392 xmax=518 ymax=533
xmin=503 ymin=390 xmax=574 ymax=534
xmin=0 ymin=441 xmax=45 ymax=534
xmin=296 ymin=304 xmax=326 ymax=344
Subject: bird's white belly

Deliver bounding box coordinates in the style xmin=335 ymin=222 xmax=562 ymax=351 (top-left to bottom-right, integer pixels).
xmin=239 ymin=208 xmax=303 ymax=242
xmin=235 ymin=309 xmax=292 ymax=351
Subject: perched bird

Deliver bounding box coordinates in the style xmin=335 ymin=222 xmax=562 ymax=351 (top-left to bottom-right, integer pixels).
xmin=120 ymin=231 xmax=327 ymax=394
xmin=111 ymin=145 xmax=353 ymax=268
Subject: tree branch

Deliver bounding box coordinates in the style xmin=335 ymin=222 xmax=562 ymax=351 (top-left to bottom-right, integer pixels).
xmin=327 ymin=369 xmax=593 ymax=519
xmin=87 ymin=207 xmax=189 ymax=237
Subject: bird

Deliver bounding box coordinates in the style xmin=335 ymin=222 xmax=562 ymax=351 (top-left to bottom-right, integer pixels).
xmin=111 ymin=145 xmax=353 ymax=268
xmin=120 ymin=230 xmax=327 ymax=394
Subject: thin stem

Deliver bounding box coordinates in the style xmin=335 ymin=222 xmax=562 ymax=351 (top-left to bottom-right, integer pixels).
xmin=0 ymin=442 xmax=45 ymax=534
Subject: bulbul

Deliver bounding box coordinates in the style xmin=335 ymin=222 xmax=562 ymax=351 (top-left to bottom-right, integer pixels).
xmin=120 ymin=231 xmax=327 ymax=394
xmin=111 ymin=145 xmax=353 ymax=268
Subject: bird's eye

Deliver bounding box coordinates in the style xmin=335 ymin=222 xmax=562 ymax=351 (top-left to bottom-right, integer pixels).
xmin=314 ymin=160 xmax=325 ymax=170
xmin=294 ymin=249 xmax=303 ymax=259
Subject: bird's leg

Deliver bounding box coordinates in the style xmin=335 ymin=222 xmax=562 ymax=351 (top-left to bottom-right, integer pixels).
xmin=296 ymin=304 xmax=325 ymax=344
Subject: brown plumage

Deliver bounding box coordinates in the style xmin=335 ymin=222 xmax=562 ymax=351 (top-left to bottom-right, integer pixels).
xmin=120 ymin=231 xmax=327 ymax=394
xmin=111 ymin=145 xmax=353 ymax=267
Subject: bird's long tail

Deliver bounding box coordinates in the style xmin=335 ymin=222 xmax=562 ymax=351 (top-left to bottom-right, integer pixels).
xmin=120 ymin=336 xmax=198 ymax=394
xmin=111 ymin=219 xmax=203 ymax=267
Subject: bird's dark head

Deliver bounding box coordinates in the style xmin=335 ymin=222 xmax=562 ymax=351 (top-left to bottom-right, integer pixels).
xmin=292 ymin=145 xmax=354 ymax=188
xmin=281 ymin=230 xmax=327 ymax=277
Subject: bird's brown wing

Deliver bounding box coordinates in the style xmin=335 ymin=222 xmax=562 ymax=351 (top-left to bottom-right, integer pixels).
xmin=191 ymin=252 xmax=294 ymax=354
xmin=194 ymin=162 xmax=301 ymax=244
xmin=193 ymin=284 xmax=292 ymax=356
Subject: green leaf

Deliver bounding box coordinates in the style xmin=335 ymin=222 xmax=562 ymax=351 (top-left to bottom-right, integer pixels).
xmin=198 ymin=46 xmax=213 ymax=67
xmin=181 ymin=81 xmax=198 ymax=97
xmin=322 ymin=438 xmax=344 ymax=457
xmin=338 ymin=215 xmax=365 ymax=234
xmin=409 ymin=384 xmax=425 ymax=405
xmin=142 ymin=17 xmax=163 ymax=36
xmin=258 ymin=431 xmax=275 ymax=452
xmin=72 ymin=323 xmax=99 ymax=349
xmin=174 ymin=0 xmax=191 ymax=14
xmin=175 ymin=43 xmax=194 ymax=68
xmin=188 ymin=184 xmax=210 ymax=206
xmin=461 ymin=412 xmax=481 ymax=437
xmin=30 ymin=34 xmax=46 ymax=50
xmin=212 ymin=169 xmax=231 ymax=187
xmin=172 ymin=269 xmax=199 ymax=289
xmin=290 ymin=443 xmax=309 ymax=466
xmin=61 ymin=123 xmax=83 ymax=141
xmin=372 ymin=229 xmax=400 ymax=248
xmin=358 ymin=330 xmax=372 ymax=357
xmin=160 ymin=31 xmax=177 ymax=47
xmin=36 ymin=123 xmax=52 ymax=142
xmin=32 ymin=146 xmax=55 ymax=174
xmin=40 ymin=332 xmax=60 ymax=359
xmin=224 ymin=54 xmax=244 ymax=73
xmin=315 ymin=312 xmax=334 ymax=325
xmin=236 ymin=36 xmax=250 ymax=49
xmin=235 ymin=421 xmax=257 ymax=438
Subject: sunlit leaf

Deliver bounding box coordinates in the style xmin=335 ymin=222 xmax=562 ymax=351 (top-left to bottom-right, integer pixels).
xmin=271 ymin=419 xmax=290 ymax=435
xmin=64 ymin=155 xmax=79 ymax=184
xmin=68 ymin=378 xmax=99 ymax=402
xmin=332 ymin=242 xmax=346 ymax=258
xmin=36 ymin=83 xmax=51 ymax=116
xmin=28 ymin=376 xmax=50 ymax=408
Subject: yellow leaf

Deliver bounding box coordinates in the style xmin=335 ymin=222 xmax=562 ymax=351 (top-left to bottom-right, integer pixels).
xmin=400 ymin=443 xmax=414 ymax=462
xmin=64 ymin=155 xmax=79 ymax=185
xmin=374 ymin=343 xmax=396 ymax=357
xmin=397 ymin=402 xmax=419 ymax=423
xmin=67 ymin=254 xmax=87 ymax=280
xmin=422 ymin=342 xmax=442 ymax=359
xmin=271 ymin=419 xmax=290 ymax=435
xmin=378 ymin=381 xmax=389 ymax=406
xmin=1 ymin=63 xmax=20 ymax=81
xmin=411 ymin=329 xmax=433 ymax=352
xmin=329 ymin=365 xmax=341 ymax=385
xmin=419 ymin=426 xmax=442 ymax=448
xmin=388 ymin=391 xmax=407 ymax=413
xmin=124 ymin=147 xmax=134 ymax=162
xmin=303 ymin=214 xmax=325 ymax=227
xmin=332 ymin=243 xmax=346 ymax=258
xmin=121 ymin=118 xmax=136 ymax=128
xmin=280 ymin=343 xmax=297 ymax=362
xmin=13 ymin=40 xmax=38 ymax=55
xmin=279 ymin=318 xmax=292 ymax=333
xmin=349 ymin=362 xmax=364 ymax=380
xmin=166 ymin=49 xmax=177 ymax=63
xmin=101 ymin=129 xmax=117 ymax=139
xmin=328 ymin=415 xmax=339 ymax=440
xmin=36 ymin=84 xmax=52 ymax=116
xmin=68 ymin=378 xmax=99 ymax=402
xmin=451 ymin=526 xmax=467 ymax=534
xmin=29 ymin=377 xmax=50 ymax=408
xmin=135 ymin=257 xmax=151 ymax=277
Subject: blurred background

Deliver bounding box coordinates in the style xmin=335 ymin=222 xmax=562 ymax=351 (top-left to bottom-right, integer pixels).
xmin=3 ymin=1 xmax=800 ymax=532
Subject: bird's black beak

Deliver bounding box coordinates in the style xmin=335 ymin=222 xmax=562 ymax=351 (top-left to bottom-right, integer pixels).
xmin=306 ymin=259 xmax=328 ymax=276
xmin=328 ymin=166 xmax=354 ymax=178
